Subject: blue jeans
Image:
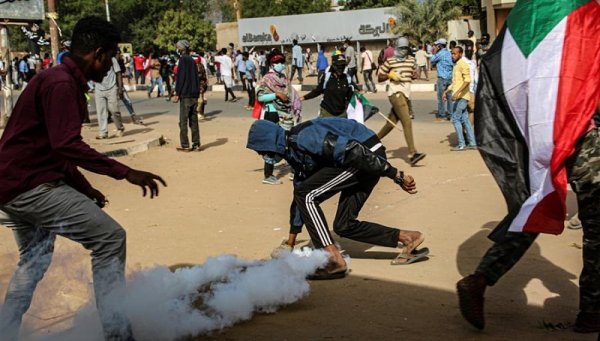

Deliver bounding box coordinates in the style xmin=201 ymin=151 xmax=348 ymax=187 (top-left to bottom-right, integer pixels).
xmin=451 ymin=98 xmax=476 ymax=148
xmin=148 ymin=76 xmax=164 ymax=96
xmin=0 ymin=182 xmax=132 ymax=340
xmin=437 ymin=77 xmax=452 ymax=118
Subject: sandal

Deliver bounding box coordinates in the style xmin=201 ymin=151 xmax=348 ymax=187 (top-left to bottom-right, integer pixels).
xmin=391 ymin=247 xmax=430 ymax=265
xmin=306 ymin=268 xmax=348 ymax=281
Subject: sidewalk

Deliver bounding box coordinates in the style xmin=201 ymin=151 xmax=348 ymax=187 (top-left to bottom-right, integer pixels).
xmin=124 ymin=68 xmax=439 ymax=93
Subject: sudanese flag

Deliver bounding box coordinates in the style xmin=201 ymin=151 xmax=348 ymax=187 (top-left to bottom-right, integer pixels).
xmin=476 ymin=0 xmax=600 ymax=241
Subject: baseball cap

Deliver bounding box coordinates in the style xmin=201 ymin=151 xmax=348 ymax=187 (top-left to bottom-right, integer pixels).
xmin=434 ymin=38 xmax=447 ymax=46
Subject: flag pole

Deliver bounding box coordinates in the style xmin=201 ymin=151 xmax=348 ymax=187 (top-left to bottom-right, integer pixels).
xmin=377 ymin=111 xmax=403 ymax=132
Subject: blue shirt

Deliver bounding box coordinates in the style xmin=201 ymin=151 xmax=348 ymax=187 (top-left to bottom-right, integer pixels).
xmin=19 ymin=60 xmax=28 ymax=73
xmin=292 ymin=45 xmax=304 ymax=67
xmin=245 ymin=60 xmax=256 ymax=80
xmin=430 ymin=48 xmax=453 ymax=80
xmin=235 ymin=54 xmax=246 ymax=73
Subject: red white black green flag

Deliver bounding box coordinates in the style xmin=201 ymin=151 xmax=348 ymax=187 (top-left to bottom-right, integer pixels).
xmin=475 ymin=0 xmax=600 ymax=240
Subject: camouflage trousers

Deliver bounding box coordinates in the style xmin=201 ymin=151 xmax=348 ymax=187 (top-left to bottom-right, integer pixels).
xmin=476 ymin=128 xmax=600 ymax=313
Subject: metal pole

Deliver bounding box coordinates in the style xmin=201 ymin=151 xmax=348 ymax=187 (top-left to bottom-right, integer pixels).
xmin=105 ymin=0 xmax=111 ymax=22
xmin=47 ymin=0 xmax=60 ymax=65
xmin=0 ymin=26 xmax=13 ymax=128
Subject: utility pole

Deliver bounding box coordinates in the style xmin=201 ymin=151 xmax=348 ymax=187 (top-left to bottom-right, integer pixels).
xmin=233 ymin=0 xmax=241 ymax=21
xmin=0 ymin=26 xmax=13 ymax=128
xmin=47 ymin=0 xmax=60 ymax=64
xmin=105 ymin=0 xmax=111 ymax=22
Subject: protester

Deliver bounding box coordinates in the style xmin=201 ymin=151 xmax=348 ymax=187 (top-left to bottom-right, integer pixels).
xmin=196 ymin=51 xmax=209 ymax=120
xmin=0 ymin=16 xmax=166 ymax=341
xmin=161 ymin=56 xmax=174 ymax=101
xmin=290 ymin=39 xmax=304 ymax=84
xmin=116 ymin=51 xmax=144 ymax=125
xmin=316 ymin=48 xmax=328 ymax=82
xmin=431 ymin=38 xmax=454 ymax=121
xmin=133 ymin=52 xmax=145 ymax=85
xmin=147 ymin=54 xmax=163 ymax=98
xmin=235 ymin=50 xmax=247 ymax=91
xmin=377 ymin=37 xmax=426 ymax=166
xmin=302 ymin=53 xmax=356 ymax=118
xmin=443 ymin=46 xmax=476 ymax=151
xmin=463 ymin=48 xmax=478 ymax=126
xmin=94 ymin=55 xmax=125 ymax=139
xmin=215 ymin=48 xmax=237 ymax=102
xmin=247 ymin=118 xmax=428 ymax=279
xmin=255 ymin=49 xmax=302 ymax=185
xmin=56 ymin=40 xmax=71 ymax=64
xmin=172 ymin=40 xmax=201 ymax=152
xmin=243 ymin=52 xmax=257 ymax=111
xmin=343 ymin=39 xmax=359 ymax=85
xmin=121 ymin=47 xmax=132 ymax=83
xmin=415 ymin=45 xmax=429 ymax=81
xmin=305 ymin=47 xmax=314 ymax=76
xmin=258 ymin=50 xmax=267 ymax=79
xmin=360 ymin=46 xmax=377 ymax=93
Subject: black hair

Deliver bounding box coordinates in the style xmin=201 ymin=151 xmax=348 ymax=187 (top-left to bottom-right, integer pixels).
xmin=220 ymin=48 xmax=227 ymax=54
xmin=360 ymin=46 xmax=366 ymax=52
xmin=266 ymin=48 xmax=284 ymax=67
xmin=293 ymin=39 xmax=298 ymax=45
xmin=449 ymin=40 xmax=457 ymax=48
xmin=453 ymin=46 xmax=464 ymax=53
xmin=199 ymin=51 xmax=205 ymax=57
xmin=70 ymin=16 xmax=120 ymax=55
xmin=344 ymin=39 xmax=351 ymax=44
xmin=242 ymin=51 xmax=249 ymax=58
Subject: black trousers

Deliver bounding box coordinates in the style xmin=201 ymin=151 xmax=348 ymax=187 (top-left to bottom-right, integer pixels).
xmin=294 ymin=166 xmax=400 ymax=249
xmin=247 ymin=80 xmax=255 ymax=107
xmin=179 ymin=97 xmax=200 ymax=148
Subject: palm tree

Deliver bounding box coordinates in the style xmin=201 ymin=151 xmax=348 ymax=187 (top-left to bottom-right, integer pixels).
xmin=391 ymin=0 xmax=462 ymax=45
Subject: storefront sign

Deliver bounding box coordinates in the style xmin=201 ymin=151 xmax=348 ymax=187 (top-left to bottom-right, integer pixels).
xmin=238 ymin=7 xmax=397 ymax=47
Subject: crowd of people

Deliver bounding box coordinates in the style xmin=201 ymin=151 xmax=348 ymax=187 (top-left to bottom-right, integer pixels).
xmin=0 ymin=9 xmax=598 ymax=340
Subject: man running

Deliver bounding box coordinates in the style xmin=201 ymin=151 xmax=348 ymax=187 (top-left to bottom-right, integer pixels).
xmin=0 ymin=16 xmax=166 ymax=341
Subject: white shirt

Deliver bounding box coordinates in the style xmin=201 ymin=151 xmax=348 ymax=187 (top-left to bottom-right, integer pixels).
xmin=215 ymin=54 xmax=233 ymax=77
xmin=462 ymin=56 xmax=478 ymax=94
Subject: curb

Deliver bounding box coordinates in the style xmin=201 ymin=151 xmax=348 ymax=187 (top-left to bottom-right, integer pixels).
xmin=102 ymin=135 xmax=166 ymax=157
xmin=126 ymin=82 xmax=435 ymax=93
xmin=206 ymin=83 xmax=435 ymax=93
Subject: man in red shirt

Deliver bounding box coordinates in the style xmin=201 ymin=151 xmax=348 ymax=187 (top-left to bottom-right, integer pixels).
xmin=133 ymin=52 xmax=145 ymax=84
xmin=0 ymin=17 xmax=165 ymax=341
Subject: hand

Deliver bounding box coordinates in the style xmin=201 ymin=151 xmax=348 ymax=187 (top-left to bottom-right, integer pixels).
xmin=172 ymin=95 xmax=179 ymax=103
xmin=400 ymin=174 xmax=417 ymax=194
xmin=88 ymin=188 xmax=107 ymax=208
xmin=442 ymin=92 xmax=448 ymax=102
xmin=451 ymin=93 xmax=459 ymax=101
xmin=117 ymin=88 xmax=124 ymax=100
xmin=125 ymin=169 xmax=167 ymax=198
xmin=276 ymin=92 xmax=289 ymax=103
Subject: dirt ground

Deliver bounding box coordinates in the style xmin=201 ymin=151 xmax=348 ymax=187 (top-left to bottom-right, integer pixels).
xmin=0 ymin=91 xmax=594 ymax=340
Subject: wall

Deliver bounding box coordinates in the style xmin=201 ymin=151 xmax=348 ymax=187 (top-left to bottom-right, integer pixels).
xmin=216 ymin=22 xmax=239 ymax=51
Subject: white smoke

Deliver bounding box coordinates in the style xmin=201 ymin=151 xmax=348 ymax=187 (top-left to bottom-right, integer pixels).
xmin=40 ymin=248 xmax=329 ymax=341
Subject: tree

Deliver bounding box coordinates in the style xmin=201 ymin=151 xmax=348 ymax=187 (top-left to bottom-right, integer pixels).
xmin=240 ymin=0 xmax=331 ymax=19
xmin=392 ymin=0 xmax=462 ymax=45
xmin=154 ymin=10 xmax=216 ymax=52
xmin=344 ymin=0 xmax=397 ymax=10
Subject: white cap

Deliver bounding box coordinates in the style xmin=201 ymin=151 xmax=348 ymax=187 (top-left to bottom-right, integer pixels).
xmin=434 ymin=38 xmax=447 ymax=46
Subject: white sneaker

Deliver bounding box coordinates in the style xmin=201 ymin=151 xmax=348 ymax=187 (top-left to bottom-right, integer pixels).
xmin=262 ymin=176 xmax=282 ymax=185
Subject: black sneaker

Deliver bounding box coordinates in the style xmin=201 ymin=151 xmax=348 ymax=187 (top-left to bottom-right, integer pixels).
xmin=409 ymin=153 xmax=426 ymax=166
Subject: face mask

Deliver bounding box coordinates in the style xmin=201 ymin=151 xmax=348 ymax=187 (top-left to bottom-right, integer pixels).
xmin=332 ymin=63 xmax=345 ymax=75
xmin=273 ymin=63 xmax=285 ymax=73
xmin=394 ymin=48 xmax=409 ymax=60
